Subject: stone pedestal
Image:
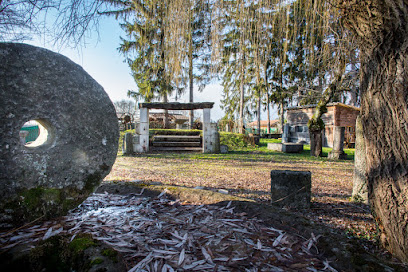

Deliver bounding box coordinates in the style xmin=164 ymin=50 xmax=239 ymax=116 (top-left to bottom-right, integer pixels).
xmin=267 ymin=143 xmax=304 ymax=153
xmin=203 ymin=108 xmax=212 ymax=153
xmin=328 ymin=126 xmax=347 ymax=160
xmin=211 ymin=123 xmax=220 ymax=153
xmin=282 ymin=124 xmax=290 ymax=143
xmin=271 ymin=170 xmax=311 ymax=209
xmin=139 ymin=108 xmax=150 ymax=152
xmin=220 ymin=145 xmax=228 ymax=154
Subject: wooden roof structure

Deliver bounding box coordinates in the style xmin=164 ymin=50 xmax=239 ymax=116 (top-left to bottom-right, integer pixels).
xmin=139 ymin=102 xmax=214 ymax=110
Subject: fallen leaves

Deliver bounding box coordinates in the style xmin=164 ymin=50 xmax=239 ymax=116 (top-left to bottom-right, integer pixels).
xmin=1 ymin=190 xmax=329 ymax=271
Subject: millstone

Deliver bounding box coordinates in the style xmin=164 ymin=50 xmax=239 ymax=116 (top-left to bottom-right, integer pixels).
xmin=0 ymin=43 xmax=119 ymax=228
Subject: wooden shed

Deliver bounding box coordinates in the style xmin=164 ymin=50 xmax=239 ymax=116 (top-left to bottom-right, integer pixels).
xmin=286 ymin=103 xmax=360 ymax=147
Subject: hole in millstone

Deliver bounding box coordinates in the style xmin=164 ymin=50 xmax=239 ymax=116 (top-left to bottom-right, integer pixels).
xmin=20 ymin=119 xmax=55 ymax=148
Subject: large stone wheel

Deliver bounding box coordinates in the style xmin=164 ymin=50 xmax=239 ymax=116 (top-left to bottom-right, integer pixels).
xmin=0 ymin=43 xmax=119 ymax=228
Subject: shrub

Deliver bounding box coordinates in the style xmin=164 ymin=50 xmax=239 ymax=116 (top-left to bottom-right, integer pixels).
xmin=220 ymin=132 xmax=251 ymax=150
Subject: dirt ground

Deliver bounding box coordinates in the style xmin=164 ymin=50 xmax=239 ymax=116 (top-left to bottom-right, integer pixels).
xmin=105 ymin=153 xmax=376 ymax=245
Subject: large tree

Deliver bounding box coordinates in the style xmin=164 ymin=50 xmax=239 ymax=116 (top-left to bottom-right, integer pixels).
xmin=340 ymin=0 xmax=408 ymax=262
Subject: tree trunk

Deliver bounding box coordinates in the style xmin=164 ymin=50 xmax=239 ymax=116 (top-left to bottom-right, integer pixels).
xmin=188 ymin=30 xmax=194 ymax=129
xmin=309 ymin=131 xmax=322 ymax=157
xmin=362 ymin=40 xmax=408 ymax=262
xmin=352 ymin=115 xmax=368 ymax=203
xmin=238 ymin=52 xmax=245 ymax=134
xmin=279 ymin=101 xmax=284 ymax=134
xmin=265 ymin=66 xmax=271 ymax=134
xmin=341 ymin=1 xmax=408 ymax=262
xmin=163 ymin=93 xmax=169 ymax=129
xmin=256 ymin=70 xmax=261 ymax=137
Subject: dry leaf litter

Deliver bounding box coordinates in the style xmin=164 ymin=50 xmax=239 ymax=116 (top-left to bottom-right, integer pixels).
xmin=1 ymin=189 xmax=337 ymax=272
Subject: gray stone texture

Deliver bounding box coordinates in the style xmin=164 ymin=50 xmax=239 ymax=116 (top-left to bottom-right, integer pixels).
xmin=123 ymin=132 xmax=134 ymax=155
xmin=211 ymin=123 xmax=221 ymax=153
xmin=0 ymin=43 xmax=119 ymax=228
xmin=271 ymin=170 xmax=311 ymax=209
xmin=352 ymin=116 xmax=368 ymax=203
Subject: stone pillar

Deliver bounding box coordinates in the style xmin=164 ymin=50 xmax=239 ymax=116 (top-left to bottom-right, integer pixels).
xmin=328 ymin=126 xmax=347 ymax=159
xmin=282 ymin=123 xmax=290 ymax=143
xmin=19 ymin=130 xmax=29 ymax=145
xmin=139 ymin=108 xmax=149 ymax=152
xmin=203 ymin=108 xmax=212 ymax=153
xmin=211 ymin=123 xmax=220 ymax=153
xmin=271 ymin=170 xmax=311 ymax=209
xmin=123 ymin=132 xmax=134 ymax=155
xmin=352 ymin=116 xmax=368 ymax=203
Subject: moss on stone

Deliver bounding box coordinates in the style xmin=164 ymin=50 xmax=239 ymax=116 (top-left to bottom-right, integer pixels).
xmin=8 ymin=172 xmax=103 ymax=225
xmin=69 ymin=235 xmax=96 ymax=254
xmin=101 ymin=248 xmax=118 ymax=262
xmin=20 ymin=187 xmax=61 ymax=211
xmin=90 ymin=257 xmax=104 ymax=266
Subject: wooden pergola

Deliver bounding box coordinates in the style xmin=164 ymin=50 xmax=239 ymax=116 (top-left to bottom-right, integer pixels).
xmin=138 ymin=102 xmax=214 ymax=153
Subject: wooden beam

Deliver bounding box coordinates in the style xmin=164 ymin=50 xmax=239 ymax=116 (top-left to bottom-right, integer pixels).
xmin=139 ymin=102 xmax=214 ymax=110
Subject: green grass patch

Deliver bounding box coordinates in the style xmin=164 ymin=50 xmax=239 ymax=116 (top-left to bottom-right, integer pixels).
xmin=118 ymin=129 xmax=354 ymax=162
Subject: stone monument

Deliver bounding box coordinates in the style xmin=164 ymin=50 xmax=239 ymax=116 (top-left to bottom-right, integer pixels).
xmin=271 ymin=170 xmax=311 ymax=209
xmin=0 ymin=43 xmax=119 ymax=228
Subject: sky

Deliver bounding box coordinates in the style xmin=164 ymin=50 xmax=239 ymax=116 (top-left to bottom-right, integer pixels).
xmin=25 ymin=16 xmax=277 ymax=122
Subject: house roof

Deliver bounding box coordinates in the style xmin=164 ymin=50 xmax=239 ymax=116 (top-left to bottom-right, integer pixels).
xmin=286 ymin=102 xmax=360 ymax=112
xmin=247 ymin=120 xmax=279 ymax=128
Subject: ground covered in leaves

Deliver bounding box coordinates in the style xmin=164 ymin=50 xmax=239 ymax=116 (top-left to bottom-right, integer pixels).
xmin=2 ymin=147 xmax=407 ymax=271
xmin=106 ymin=151 xmax=376 ymax=244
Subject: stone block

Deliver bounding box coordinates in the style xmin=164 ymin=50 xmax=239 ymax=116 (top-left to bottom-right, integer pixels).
xmin=122 ymin=133 xmax=134 ymax=155
xmin=283 ymin=143 xmax=303 ymax=153
xmin=0 ymin=43 xmax=118 ymax=228
xmin=220 ymin=145 xmax=228 ymax=154
xmin=267 ymin=143 xmax=303 ymax=153
xmin=271 ymin=170 xmax=311 ymax=209
xmin=268 ymin=142 xmax=283 ymax=151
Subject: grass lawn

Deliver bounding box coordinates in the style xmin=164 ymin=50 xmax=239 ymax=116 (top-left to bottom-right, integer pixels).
xmin=107 ymin=136 xmax=375 ymax=244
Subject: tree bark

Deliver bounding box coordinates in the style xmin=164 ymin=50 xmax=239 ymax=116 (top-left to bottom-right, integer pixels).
xmin=265 ymin=66 xmax=271 ymax=134
xmin=279 ymin=101 xmax=284 ymax=134
xmin=310 ymin=131 xmax=322 ymax=157
xmin=352 ymin=115 xmax=368 ymax=203
xmin=341 ymin=0 xmax=408 ymax=262
xmin=188 ymin=28 xmax=194 ymax=129
xmin=163 ymin=93 xmax=169 ymax=129
xmin=238 ymin=51 xmax=245 ymax=134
